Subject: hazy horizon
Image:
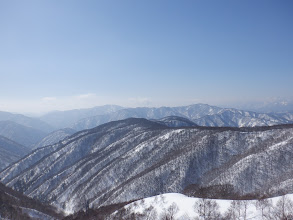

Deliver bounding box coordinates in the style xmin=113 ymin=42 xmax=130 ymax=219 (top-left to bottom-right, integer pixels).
xmin=2 ymin=94 xmax=293 ymax=115
xmin=1 ymin=1 xmax=292 ymax=114
xmin=2 ymin=98 xmax=293 ymax=117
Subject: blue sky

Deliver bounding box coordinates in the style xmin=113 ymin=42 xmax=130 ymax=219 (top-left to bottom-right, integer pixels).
xmin=0 ymin=0 xmax=292 ymax=113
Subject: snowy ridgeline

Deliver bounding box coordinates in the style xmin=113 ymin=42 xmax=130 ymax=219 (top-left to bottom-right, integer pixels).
xmin=111 ymin=193 xmax=293 ymax=220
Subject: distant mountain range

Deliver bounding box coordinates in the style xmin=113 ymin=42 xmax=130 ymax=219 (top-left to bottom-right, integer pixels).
xmin=39 ymin=105 xmax=123 ymax=129
xmin=2 ymin=103 xmax=291 ymax=133
xmin=0 ymin=135 xmax=30 ymax=171
xmin=233 ymin=99 xmax=293 ymax=113
xmin=2 ymin=118 xmax=293 ymax=214
xmin=0 ymin=121 xmax=48 ymax=148
xmin=1 ymin=103 xmax=293 ymax=216
xmin=69 ymin=104 xmax=293 ymax=131
xmin=0 ymin=111 xmax=53 ymax=133
xmin=0 ymin=103 xmax=293 ymax=170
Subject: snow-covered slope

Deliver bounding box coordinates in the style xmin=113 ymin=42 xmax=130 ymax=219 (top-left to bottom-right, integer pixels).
xmin=0 ymin=121 xmax=48 ymax=148
xmin=1 ymin=119 xmax=293 ymax=214
xmin=0 ymin=181 xmax=63 ymax=219
xmin=113 ymin=193 xmax=293 ymax=220
xmin=193 ymin=108 xmax=292 ymax=127
xmin=153 ymin=116 xmax=198 ymax=127
xmin=33 ymin=128 xmax=76 ymax=150
xmin=72 ymin=104 xmax=293 ymax=130
xmin=0 ymin=135 xmax=30 ymax=171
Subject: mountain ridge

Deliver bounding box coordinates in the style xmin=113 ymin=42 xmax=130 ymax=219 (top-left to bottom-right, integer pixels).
xmin=33 ymin=128 xmax=76 ymax=150
xmin=0 ymin=111 xmax=53 ymax=133
xmin=0 ymin=120 xmax=48 ymax=148
xmin=0 ymin=135 xmax=30 ymax=171
xmin=39 ymin=105 xmax=123 ymax=129
xmin=1 ymin=118 xmax=293 ymax=214
xmin=71 ymin=104 xmax=293 ymax=131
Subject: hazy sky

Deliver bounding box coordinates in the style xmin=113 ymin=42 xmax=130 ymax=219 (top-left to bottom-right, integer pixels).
xmin=0 ymin=0 xmax=292 ymax=113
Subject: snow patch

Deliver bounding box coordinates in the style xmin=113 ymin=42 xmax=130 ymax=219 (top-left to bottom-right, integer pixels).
xmin=125 ymin=193 xmax=293 ymax=220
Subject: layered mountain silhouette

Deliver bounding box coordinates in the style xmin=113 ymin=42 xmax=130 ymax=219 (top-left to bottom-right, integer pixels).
xmin=0 ymin=111 xmax=53 ymax=133
xmin=0 ymin=135 xmax=30 ymax=171
xmin=0 ymin=121 xmax=48 ymax=148
xmin=153 ymin=116 xmax=198 ymax=127
xmin=33 ymin=128 xmax=76 ymax=150
xmin=39 ymin=105 xmax=123 ymax=129
xmin=69 ymin=104 xmax=293 ymax=131
xmin=1 ymin=118 xmax=293 ymax=214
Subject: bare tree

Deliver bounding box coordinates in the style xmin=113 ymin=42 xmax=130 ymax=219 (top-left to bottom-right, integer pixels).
xmin=273 ymin=195 xmax=293 ymax=220
xmin=147 ymin=209 xmax=158 ymax=220
xmin=160 ymin=202 xmax=179 ymax=220
xmin=242 ymin=200 xmax=249 ymax=220
xmin=255 ymin=198 xmax=273 ymax=220
xmin=133 ymin=201 xmax=139 ymax=208
xmin=140 ymin=198 xmax=145 ymax=206
xmin=160 ymin=195 xmax=166 ymax=204
xmin=224 ymin=200 xmax=243 ymax=220
xmin=194 ymin=198 xmax=221 ymax=220
xmin=225 ymin=200 xmax=253 ymax=220
xmin=225 ymin=201 xmax=239 ymax=220
xmin=111 ymin=206 xmax=147 ymax=220
xmin=144 ymin=205 xmax=158 ymax=220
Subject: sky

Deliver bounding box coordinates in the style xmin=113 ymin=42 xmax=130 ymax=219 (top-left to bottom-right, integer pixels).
xmin=0 ymin=0 xmax=292 ymax=113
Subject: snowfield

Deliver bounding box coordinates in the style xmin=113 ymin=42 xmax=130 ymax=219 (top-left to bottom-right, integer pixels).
xmin=122 ymin=193 xmax=293 ymax=220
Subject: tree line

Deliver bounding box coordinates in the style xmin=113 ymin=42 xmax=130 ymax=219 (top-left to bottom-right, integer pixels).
xmin=109 ymin=195 xmax=293 ymax=220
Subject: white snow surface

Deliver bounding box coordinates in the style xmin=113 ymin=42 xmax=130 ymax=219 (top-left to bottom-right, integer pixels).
xmin=125 ymin=193 xmax=293 ymax=220
xmin=21 ymin=207 xmax=54 ymax=220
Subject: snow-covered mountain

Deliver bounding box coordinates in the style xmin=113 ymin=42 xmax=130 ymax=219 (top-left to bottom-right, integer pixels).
xmin=71 ymin=104 xmax=212 ymax=130
xmin=0 ymin=121 xmax=48 ymax=148
xmin=0 ymin=135 xmax=30 ymax=171
xmin=0 ymin=111 xmax=53 ymax=133
xmin=39 ymin=105 xmax=123 ymax=129
xmin=0 ymin=181 xmax=63 ymax=219
xmin=72 ymin=104 xmax=293 ymax=130
xmin=1 ymin=118 xmax=293 ymax=214
xmin=192 ymin=109 xmax=293 ymax=127
xmin=33 ymin=128 xmax=76 ymax=150
xmin=234 ymin=99 xmax=293 ymax=113
xmin=153 ymin=116 xmax=198 ymax=127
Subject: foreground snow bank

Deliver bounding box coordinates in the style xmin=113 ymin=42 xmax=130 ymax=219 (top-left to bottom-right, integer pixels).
xmin=121 ymin=193 xmax=293 ymax=220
